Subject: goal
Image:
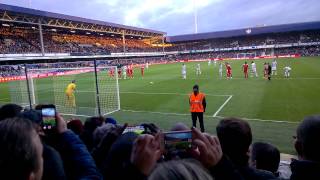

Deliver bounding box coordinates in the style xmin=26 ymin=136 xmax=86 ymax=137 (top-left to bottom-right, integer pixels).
xmin=236 ymin=52 xmax=257 ymax=59
xmin=18 ymin=62 xmax=120 ymax=117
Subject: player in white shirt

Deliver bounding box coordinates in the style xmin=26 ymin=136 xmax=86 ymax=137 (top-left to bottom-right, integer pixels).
xmin=214 ymin=59 xmax=217 ymax=67
xmin=146 ymin=62 xmax=149 ymax=69
xmin=208 ymin=59 xmax=211 ymax=66
xmin=196 ymin=63 xmax=201 ymax=76
xmin=284 ymin=65 xmax=291 ymax=78
xmin=182 ymin=64 xmax=187 ymax=79
xmin=219 ymin=62 xmax=223 ymax=78
xmin=251 ymin=61 xmax=258 ymax=77
xmin=271 ymin=59 xmax=277 ymax=75
xmin=122 ymin=65 xmax=127 ymax=79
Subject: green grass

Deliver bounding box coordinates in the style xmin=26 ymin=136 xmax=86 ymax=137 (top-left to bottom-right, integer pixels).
xmin=1 ymin=57 xmax=320 ymax=154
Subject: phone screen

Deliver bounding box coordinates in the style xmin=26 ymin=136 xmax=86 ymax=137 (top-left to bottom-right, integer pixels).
xmin=122 ymin=125 xmax=144 ymax=134
xmin=164 ymin=131 xmax=192 ymax=151
xmin=42 ymin=108 xmax=56 ymax=130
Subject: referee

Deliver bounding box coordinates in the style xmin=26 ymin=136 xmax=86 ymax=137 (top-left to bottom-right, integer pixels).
xmin=189 ymin=85 xmax=206 ymax=132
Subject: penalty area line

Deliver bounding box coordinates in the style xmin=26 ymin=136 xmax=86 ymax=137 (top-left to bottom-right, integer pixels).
xmin=121 ymin=109 xmax=191 ymax=116
xmin=215 ymin=115 xmax=299 ymax=124
xmin=121 ymin=109 xmax=298 ymax=124
xmin=213 ymin=95 xmax=233 ymax=117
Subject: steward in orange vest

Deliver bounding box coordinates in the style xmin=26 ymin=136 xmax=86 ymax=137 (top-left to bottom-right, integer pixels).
xmin=189 ymin=85 xmax=206 ymax=132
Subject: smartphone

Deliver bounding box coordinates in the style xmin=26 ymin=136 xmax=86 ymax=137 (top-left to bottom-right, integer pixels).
xmin=163 ymin=130 xmax=192 ymax=152
xmin=122 ymin=125 xmax=145 ymax=135
xmin=41 ymin=105 xmax=56 ymax=130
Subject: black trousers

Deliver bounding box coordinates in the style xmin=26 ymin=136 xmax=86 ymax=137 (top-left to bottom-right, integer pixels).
xmin=191 ymin=112 xmax=205 ymax=132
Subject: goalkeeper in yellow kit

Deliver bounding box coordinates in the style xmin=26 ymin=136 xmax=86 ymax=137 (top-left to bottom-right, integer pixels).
xmin=65 ymin=80 xmax=76 ymax=107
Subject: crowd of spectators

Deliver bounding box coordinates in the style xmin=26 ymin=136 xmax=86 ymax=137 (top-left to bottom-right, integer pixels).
xmin=166 ymin=30 xmax=320 ymax=52
xmin=0 ymin=103 xmax=319 ymax=180
xmin=1 ymin=26 xmax=320 ymax=55
xmin=0 ymin=65 xmax=22 ymax=77
xmin=0 ymin=26 xmax=161 ymax=54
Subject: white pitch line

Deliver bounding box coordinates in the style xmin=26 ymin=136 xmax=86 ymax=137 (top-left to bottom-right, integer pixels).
xmin=121 ymin=109 xmax=298 ymax=124
xmin=213 ymin=95 xmax=233 ymax=117
xmin=122 ymin=109 xmax=191 ymax=116
xmin=60 ymin=113 xmax=92 ymax=117
xmin=0 ymin=97 xmax=10 ymax=102
xmin=214 ymin=115 xmax=299 ymax=124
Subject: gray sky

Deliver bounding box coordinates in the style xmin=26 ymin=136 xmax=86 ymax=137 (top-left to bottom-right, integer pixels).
xmin=1 ymin=0 xmax=320 ymax=35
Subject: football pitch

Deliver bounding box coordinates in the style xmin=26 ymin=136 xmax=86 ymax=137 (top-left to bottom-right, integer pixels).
xmin=1 ymin=57 xmax=320 ymax=154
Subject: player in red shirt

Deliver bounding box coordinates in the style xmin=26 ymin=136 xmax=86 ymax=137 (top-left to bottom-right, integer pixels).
xmin=242 ymin=61 xmax=249 ymax=79
xmin=226 ymin=62 xmax=232 ymax=79
xmin=108 ymin=68 xmax=115 ymax=78
xmin=141 ymin=64 xmax=145 ymax=77
xmin=129 ymin=64 xmax=134 ymax=79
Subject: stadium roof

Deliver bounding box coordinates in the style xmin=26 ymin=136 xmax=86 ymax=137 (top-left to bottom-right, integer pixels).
xmin=0 ymin=3 xmax=165 ymax=37
xmin=167 ymin=21 xmax=320 ymax=43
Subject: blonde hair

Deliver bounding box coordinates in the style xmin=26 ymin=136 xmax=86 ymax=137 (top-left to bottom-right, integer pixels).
xmin=148 ymin=159 xmax=213 ymax=180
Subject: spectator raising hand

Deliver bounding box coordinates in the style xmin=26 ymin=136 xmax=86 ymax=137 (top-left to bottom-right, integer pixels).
xmin=130 ymin=134 xmax=162 ymax=176
xmin=191 ymin=127 xmax=223 ymax=168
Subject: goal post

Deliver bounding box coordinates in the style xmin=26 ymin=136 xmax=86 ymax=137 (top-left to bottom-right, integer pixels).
xmin=18 ymin=62 xmax=121 ymax=117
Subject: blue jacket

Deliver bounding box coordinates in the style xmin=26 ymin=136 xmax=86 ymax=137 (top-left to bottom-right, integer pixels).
xmin=56 ymin=130 xmax=102 ymax=180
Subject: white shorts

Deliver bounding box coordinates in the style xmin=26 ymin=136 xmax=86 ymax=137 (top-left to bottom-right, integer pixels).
xmin=182 ymin=71 xmax=186 ymax=75
xmin=272 ymin=67 xmax=277 ymax=71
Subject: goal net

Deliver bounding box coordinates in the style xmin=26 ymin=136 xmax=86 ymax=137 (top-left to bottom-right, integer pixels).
xmin=236 ymin=52 xmax=257 ymax=59
xmin=6 ymin=66 xmax=31 ymax=108
xmin=22 ymin=63 xmax=120 ymax=117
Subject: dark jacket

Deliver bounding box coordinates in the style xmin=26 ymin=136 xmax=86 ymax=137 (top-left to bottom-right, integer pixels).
xmin=55 ymin=130 xmax=102 ymax=180
xmin=290 ymin=159 xmax=320 ymax=180
xmin=102 ymin=132 xmax=141 ymax=180
xmin=42 ymin=144 xmax=66 ymax=180
xmin=237 ymin=166 xmax=277 ymax=180
xmin=209 ymin=155 xmax=245 ymax=180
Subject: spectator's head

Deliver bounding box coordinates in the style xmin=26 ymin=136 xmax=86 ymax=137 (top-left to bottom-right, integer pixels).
xmin=71 ymin=80 xmax=76 ymax=83
xmin=92 ymin=123 xmax=116 ymax=147
xmin=148 ymin=159 xmax=213 ymax=180
xmin=103 ymin=132 xmax=138 ymax=179
xmin=295 ymin=115 xmax=320 ymax=162
xmin=19 ymin=109 xmax=44 ymax=136
xmin=0 ymin=118 xmax=43 ymax=180
xmin=0 ymin=103 xmax=23 ymax=121
xmin=105 ymin=117 xmax=117 ymax=125
xmin=67 ymin=119 xmax=84 ymax=135
xmin=216 ymin=117 xmax=252 ymax=166
xmin=170 ymin=122 xmax=189 ymax=131
xmin=249 ymin=142 xmax=280 ymax=175
xmin=83 ymin=116 xmax=104 ymax=132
